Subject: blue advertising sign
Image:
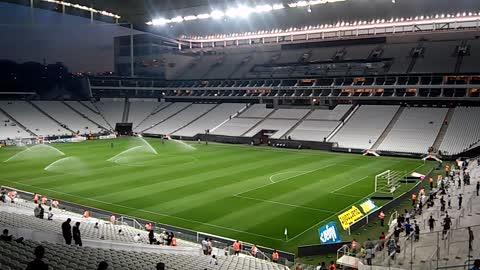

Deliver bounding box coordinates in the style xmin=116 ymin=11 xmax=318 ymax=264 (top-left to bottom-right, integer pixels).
xmin=318 ymin=221 xmax=341 ymax=245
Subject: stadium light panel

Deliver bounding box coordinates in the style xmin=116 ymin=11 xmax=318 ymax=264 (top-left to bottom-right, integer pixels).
xmin=210 ymin=10 xmax=225 ymax=19
xmin=272 ymin=3 xmax=285 ymax=10
xmin=197 ymin=13 xmax=210 ymax=19
xmin=171 ymin=16 xmax=184 ymax=23
xmin=184 ymin=15 xmax=197 ymax=21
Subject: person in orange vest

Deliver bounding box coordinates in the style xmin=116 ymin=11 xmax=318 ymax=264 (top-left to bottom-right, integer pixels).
xmin=41 ymin=197 xmax=48 ymax=205
xmin=272 ymin=249 xmax=279 ymax=263
xmin=52 ymin=199 xmax=59 ymax=208
xmin=445 ymin=164 xmax=450 ymax=177
xmin=145 ymin=223 xmax=152 ymax=231
xmin=378 ymin=211 xmax=385 ymax=227
xmin=411 ymin=193 xmax=417 ymax=206
xmin=233 ymin=240 xmax=241 ymax=256
xmin=7 ymin=191 xmax=15 ymax=203
xmin=250 ymin=244 xmax=258 ymax=258
xmin=171 ymin=236 xmax=177 ymax=246
xmin=33 ymin=193 xmax=39 ymax=204
xmin=83 ymin=210 xmax=90 ymax=218
xmin=429 ymin=177 xmax=434 ymax=189
xmin=329 ymin=260 xmax=337 ymax=270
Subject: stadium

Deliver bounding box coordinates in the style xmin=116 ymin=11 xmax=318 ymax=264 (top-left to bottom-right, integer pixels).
xmin=0 ymin=0 xmax=480 ymax=269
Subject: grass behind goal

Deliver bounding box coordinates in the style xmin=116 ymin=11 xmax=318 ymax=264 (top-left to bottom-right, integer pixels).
xmin=0 ymin=137 xmax=434 ymax=253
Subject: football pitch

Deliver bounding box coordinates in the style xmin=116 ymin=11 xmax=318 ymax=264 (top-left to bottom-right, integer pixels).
xmin=0 ymin=137 xmax=434 ymax=252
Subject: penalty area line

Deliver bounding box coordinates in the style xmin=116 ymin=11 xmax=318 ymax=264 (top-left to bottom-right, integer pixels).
xmin=0 ymin=178 xmax=284 ymax=242
xmin=234 ymin=195 xmax=336 ymax=214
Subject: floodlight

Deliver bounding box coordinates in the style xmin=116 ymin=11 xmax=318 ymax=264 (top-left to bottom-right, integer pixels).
xmin=210 ymin=10 xmax=225 ymax=19
xmin=272 ymin=3 xmax=285 ymax=10
xmin=255 ymin=4 xmax=273 ymax=13
xmin=171 ymin=16 xmax=184 ymax=23
xmin=197 ymin=13 xmax=210 ymax=19
xmin=184 ymin=15 xmax=197 ymax=21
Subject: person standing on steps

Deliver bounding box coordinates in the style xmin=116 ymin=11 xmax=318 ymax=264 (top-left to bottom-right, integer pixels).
xmin=468 ymin=227 xmax=474 ymax=252
xmin=61 ymin=218 xmax=72 ymax=245
xmin=73 ymin=222 xmax=82 ymax=246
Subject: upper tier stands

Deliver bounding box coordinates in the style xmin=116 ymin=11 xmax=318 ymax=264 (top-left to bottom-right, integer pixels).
xmin=64 ymin=101 xmax=111 ymax=130
xmin=288 ymin=120 xmax=340 ymax=142
xmin=93 ymin=100 xmax=125 ymax=128
xmin=0 ymin=101 xmax=69 ymax=136
xmin=145 ymin=104 xmax=217 ymax=135
xmin=411 ymin=41 xmax=458 ymax=73
xmin=211 ymin=118 xmax=262 ymax=137
xmin=439 ymin=107 xmax=480 ymax=155
xmin=0 ymin=111 xmax=31 ymax=140
xmin=32 ymin=101 xmax=104 ymax=134
xmin=331 ymin=105 xmax=400 ymax=149
xmin=460 ymin=39 xmax=480 ymax=73
xmin=178 ymin=55 xmax=223 ymax=80
xmin=174 ymin=103 xmax=246 ymax=137
xmin=127 ymin=100 xmax=161 ymax=129
xmin=377 ymin=107 xmax=448 ymax=154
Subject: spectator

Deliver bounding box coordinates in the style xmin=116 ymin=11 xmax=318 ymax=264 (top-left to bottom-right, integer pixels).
xmin=251 ymin=244 xmax=257 ymax=258
xmin=61 ymin=218 xmax=72 ymax=245
xmin=365 ymin=247 xmax=373 ymax=265
xmin=233 ymin=240 xmax=240 ymax=256
xmin=316 ymin=262 xmax=326 ymax=270
xmin=442 ymin=215 xmax=452 ymax=240
xmin=329 ymin=260 xmax=337 ymax=270
xmin=134 ymin=233 xmax=141 ymax=242
xmin=470 ymin=260 xmax=480 ymax=270
xmin=428 ymin=215 xmax=436 ymax=232
xmin=156 ymin=262 xmax=165 ymax=270
xmin=378 ymin=211 xmax=385 ymax=227
xmin=476 ymin=181 xmax=479 ymax=196
xmin=405 ymin=221 xmax=412 ymax=236
xmin=272 ymin=249 xmax=279 ymax=263
xmin=209 ymin=255 xmax=218 ymax=265
xmin=148 ymin=229 xmax=155 ymax=244
xmin=295 ymin=263 xmax=303 ymax=270
xmin=201 ymin=237 xmax=208 ymax=255
xmin=94 ymin=222 xmax=99 ymax=229
xmin=118 ymin=229 xmax=124 ymax=236
xmin=26 ymin=245 xmax=48 ymax=270
xmin=393 ymin=227 xmax=401 ymax=243
xmin=351 ymin=239 xmax=358 ymax=253
xmin=414 ymin=221 xmax=420 ymax=241
xmin=97 ymin=261 xmax=109 ymax=270
xmin=458 ymin=194 xmax=463 ymax=210
xmin=207 ymin=238 xmax=213 ymax=255
xmin=468 ymin=227 xmax=474 ymax=252
xmin=73 ymin=222 xmax=82 ymax=246
xmin=405 ymin=209 xmax=411 ymax=223
xmin=47 ymin=207 xmax=53 ymax=220
xmin=1 ymin=229 xmax=12 ymax=241
xmin=379 ymin=232 xmax=386 ymax=250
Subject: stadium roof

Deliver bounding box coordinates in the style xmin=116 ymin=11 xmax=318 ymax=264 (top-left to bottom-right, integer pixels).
xmin=4 ymin=0 xmax=480 ymax=36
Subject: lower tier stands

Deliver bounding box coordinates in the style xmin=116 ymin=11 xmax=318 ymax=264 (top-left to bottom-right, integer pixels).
xmin=211 ymin=118 xmax=262 ymax=136
xmin=377 ymin=107 xmax=448 ymax=154
xmin=331 ymin=105 xmax=400 ymax=150
xmin=0 ymin=110 xmax=31 ymax=140
xmin=288 ymin=120 xmax=340 ymax=142
xmin=306 ymin=105 xmax=351 ymax=121
xmin=439 ymin=107 xmax=480 ymax=155
xmin=238 ymin=104 xmax=274 ymax=118
xmin=0 ymin=101 xmax=70 ymax=137
xmin=127 ymin=100 xmax=162 ymax=129
xmin=93 ymin=100 xmax=125 ymax=128
xmin=243 ymin=119 xmax=298 ymax=139
xmin=174 ymin=103 xmax=246 ymax=137
xmin=64 ymin=101 xmax=111 ymax=130
xmin=136 ymin=102 xmax=189 ymax=133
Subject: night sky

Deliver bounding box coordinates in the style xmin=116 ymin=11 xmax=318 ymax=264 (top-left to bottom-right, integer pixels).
xmin=0 ymin=2 xmax=140 ymax=73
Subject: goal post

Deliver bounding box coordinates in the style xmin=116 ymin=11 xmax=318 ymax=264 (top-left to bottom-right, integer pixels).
xmin=375 ymin=170 xmax=404 ymax=194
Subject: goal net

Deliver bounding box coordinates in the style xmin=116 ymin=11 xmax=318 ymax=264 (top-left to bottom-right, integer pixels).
xmin=375 ymin=170 xmax=404 ymax=194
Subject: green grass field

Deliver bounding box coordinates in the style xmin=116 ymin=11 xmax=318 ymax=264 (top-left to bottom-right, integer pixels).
xmin=0 ymin=137 xmax=434 ymax=253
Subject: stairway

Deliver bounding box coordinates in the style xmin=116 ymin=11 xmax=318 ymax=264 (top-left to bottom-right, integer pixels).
xmin=432 ymin=107 xmax=456 ymax=152
xmin=28 ymin=101 xmax=75 ymax=134
xmin=172 ymin=104 xmax=221 ymax=135
xmin=326 ymin=104 xmax=360 ymax=142
xmin=141 ymin=103 xmax=193 ymax=133
xmin=91 ymin=102 xmax=114 ymax=130
xmin=371 ymin=106 xmax=405 ymax=150
xmin=0 ymin=107 xmax=37 ymax=137
xmin=240 ymin=109 xmax=277 ymax=137
xmin=133 ymin=103 xmax=173 ymax=131
xmin=62 ymin=101 xmax=108 ymax=130
xmin=281 ymin=109 xmax=314 ymax=139
xmin=122 ymin=98 xmax=130 ymax=123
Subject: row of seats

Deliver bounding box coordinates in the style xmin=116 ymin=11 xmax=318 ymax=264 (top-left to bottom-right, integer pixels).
xmin=440 ymin=107 xmax=480 ymax=155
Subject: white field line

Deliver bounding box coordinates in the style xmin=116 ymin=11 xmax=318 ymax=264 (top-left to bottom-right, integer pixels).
xmin=234 ymin=195 xmax=336 ymax=214
xmin=268 ymin=171 xmax=311 ymax=184
xmin=287 ymin=161 xmax=430 ymax=242
xmin=286 ymin=191 xmax=376 ymax=243
xmin=329 ymin=176 xmax=368 ymax=194
xmin=1 ymin=179 xmax=283 ymax=241
xmin=234 ymin=164 xmax=336 ymax=196
xmin=330 ymin=192 xmax=363 ymax=198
